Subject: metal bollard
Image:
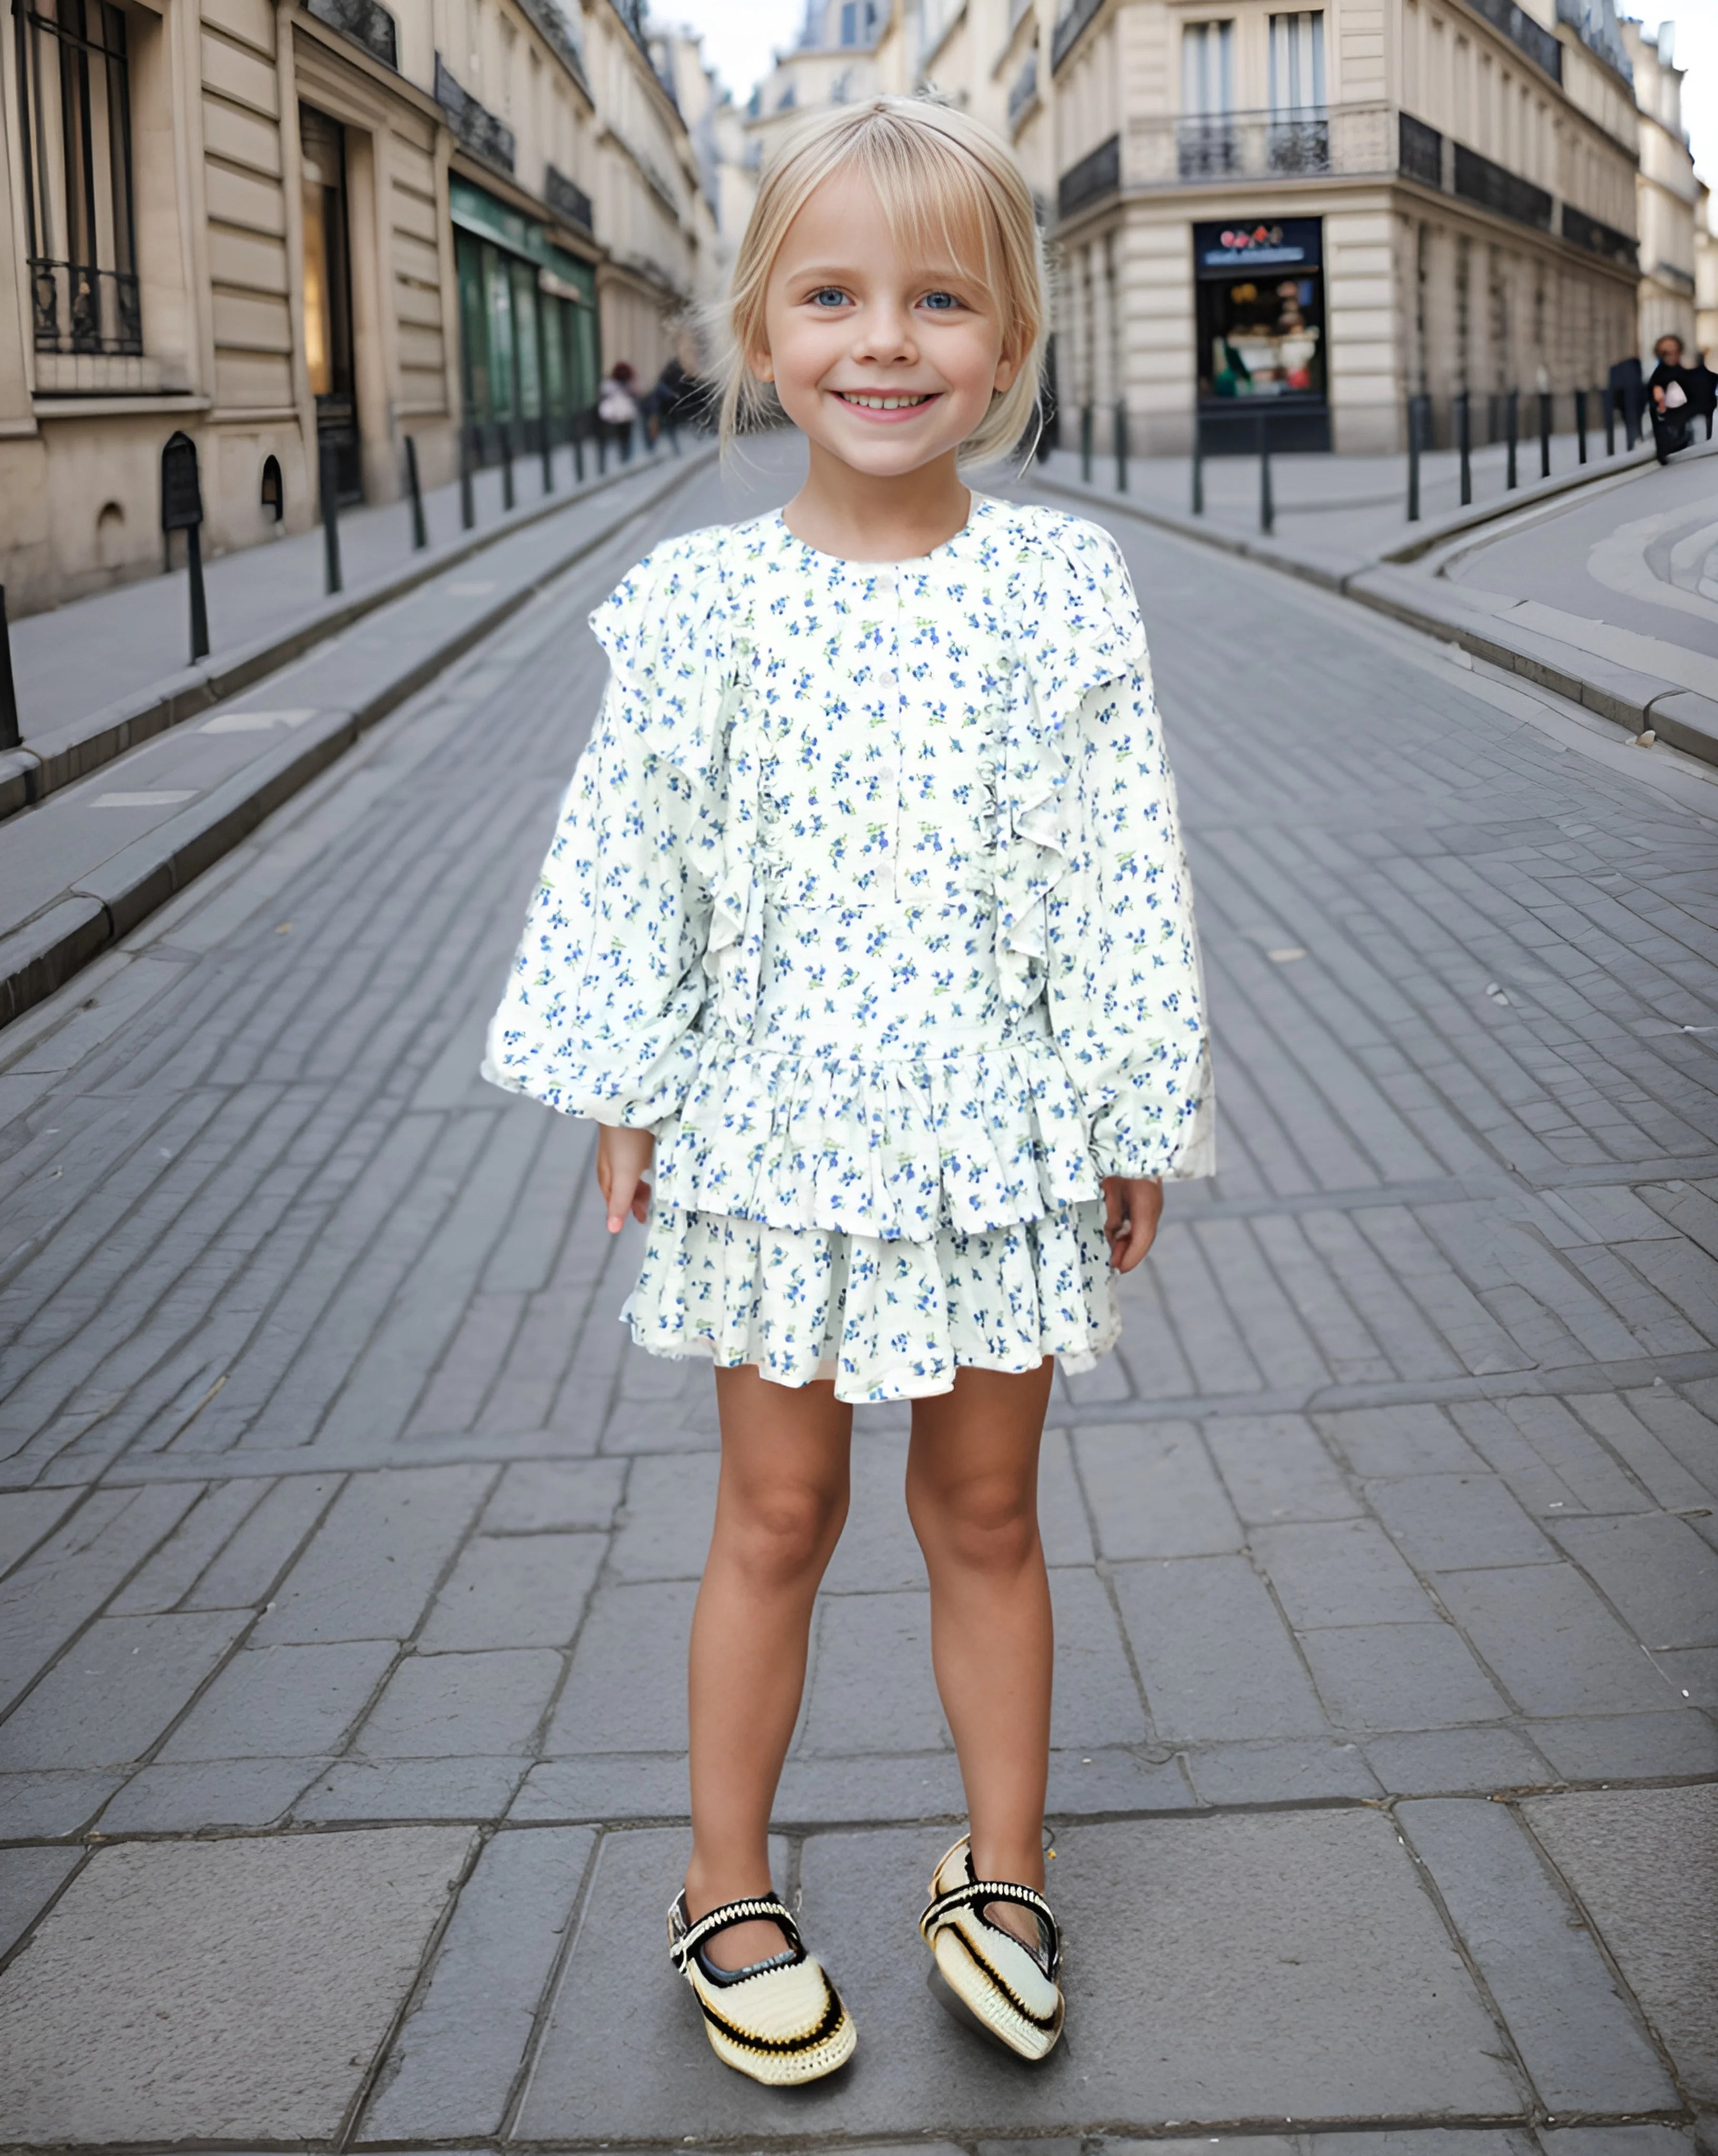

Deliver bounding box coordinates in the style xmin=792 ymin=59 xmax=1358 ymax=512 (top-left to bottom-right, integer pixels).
xmin=667 ymin=420 xmax=682 ymax=457
xmin=1505 ymin=389 xmax=1519 ymax=491
xmin=319 ymin=438 xmax=343 ymax=596
xmin=1538 ymin=389 xmax=1552 ymax=480
xmin=1406 ymin=394 xmax=1422 ymax=523
xmin=540 ymin=417 xmax=554 ymax=496
xmin=405 ymin=435 xmax=428 ymax=550
xmin=1604 ymin=386 xmax=1616 ymax=457
xmin=1458 ymin=389 xmax=1472 ymax=507
xmin=1080 ymin=403 xmax=1092 ymax=484
xmin=572 ymin=426 xmax=585 ymax=485
xmin=459 ymin=425 xmax=476 ymax=530
xmin=1114 ymin=398 xmax=1128 ymax=492
xmin=597 ymin=426 xmax=608 ymax=476
xmin=1575 ymin=388 xmax=1587 ymax=466
xmin=500 ymin=422 xmax=516 ymax=512
xmin=0 ymin=585 xmax=21 ymax=753
xmin=1257 ymin=412 xmax=1274 ymax=536
xmin=1191 ymin=415 xmax=1204 ymax=516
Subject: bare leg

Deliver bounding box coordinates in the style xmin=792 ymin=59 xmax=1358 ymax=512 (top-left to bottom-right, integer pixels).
xmin=685 ymin=1362 xmax=852 ymax=1969
xmin=906 ymin=1360 xmax=1055 ymax=1931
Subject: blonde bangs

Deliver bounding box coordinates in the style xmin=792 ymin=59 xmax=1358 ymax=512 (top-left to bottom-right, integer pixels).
xmin=712 ymin=96 xmax=1049 ymax=471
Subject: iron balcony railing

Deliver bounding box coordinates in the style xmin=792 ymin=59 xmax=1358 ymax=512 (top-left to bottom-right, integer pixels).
xmin=1125 ymin=102 xmax=1394 ymax=186
xmin=30 ymin=257 xmax=141 ymax=355
xmin=435 ymin=55 xmax=515 ymax=173
xmin=1007 ymin=49 xmax=1038 ymax=129
xmin=306 ymin=0 xmax=396 ymax=68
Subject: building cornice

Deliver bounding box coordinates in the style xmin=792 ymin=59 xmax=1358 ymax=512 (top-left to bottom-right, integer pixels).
xmin=447 ymin=149 xmax=604 ymax=263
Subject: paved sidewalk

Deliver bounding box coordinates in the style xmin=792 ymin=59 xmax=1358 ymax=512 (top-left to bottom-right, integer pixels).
xmin=0 ymin=437 xmax=1713 ymax=2150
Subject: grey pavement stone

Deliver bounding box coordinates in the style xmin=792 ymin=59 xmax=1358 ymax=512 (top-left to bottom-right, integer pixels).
xmin=820 ymin=1431 xmax=926 ymax=1593
xmin=1546 ymin=1512 xmax=1718 ymax=1649
xmin=480 ymin=1458 xmax=626 ymax=1533
xmin=1252 ymin=1516 xmax=1439 ymax=1627
xmin=1526 ymin=1709 xmax=1718 ymax=1782
xmin=0 ymin=1611 xmax=246 ymax=1769
xmin=182 ymin=1473 xmax=343 ymax=1608
xmin=1074 ymin=1422 xmax=1245 ymax=1558
xmin=96 ymin=1758 xmax=328 ymax=1833
xmin=1300 ymin=1622 xmax=1512 ymax=1731
xmin=1039 ymin=1426 xmax=1098 ymax=1564
xmin=362 ymin=1825 xmax=595 ymax=2141
xmin=800 ymin=1591 xmax=949 ymax=1756
xmin=158 ymin=1640 xmax=396 ymax=1760
xmin=418 ymin=1533 xmax=603 ymax=1650
xmin=1048 ymin=1566 xmax=1149 ymax=1749
xmin=511 ymin=1754 xmax=692 ymax=1821
xmin=1113 ymin=1555 xmax=1330 ymax=1742
xmin=1399 ymin=1798 xmax=1677 ymax=2112
xmin=1537 ymin=2131 xmax=1701 ymax=2155
xmin=1045 ymin=1746 xmax=1196 ymax=1813
xmin=1524 ymin=1783 xmax=1718 ymax=2102
xmin=608 ymin=1452 xmax=719 ymax=1582
xmin=0 ymin=1826 xmax=473 ymax=2143
xmin=1307 ymin=2138 xmax=1540 ymax=2155
xmin=1367 ymin=1473 xmax=1558 ymax=1572
xmin=0 ymin=1772 xmax=123 ymax=1839
xmin=1316 ymin=1405 xmax=1483 ymax=1478
xmin=249 ymin=1465 xmax=494 ymax=1645
xmin=1203 ymin=1412 xmax=1363 ymax=1524
xmin=1435 ymin=1565 xmax=1685 ymax=1719
xmin=355 ymin=1649 xmax=561 ymax=1758
xmin=1364 ymin=1726 xmax=1554 ymax=1796
xmin=293 ymin=1758 xmax=528 ymax=1822
xmin=106 ymin=1481 xmax=274 ymax=1615
xmin=0 ymin=1847 xmax=82 ymax=1958
xmin=0 ymin=1490 xmax=82 ymax=1580
xmin=518 ymin=1811 xmax=1523 ymax=2137
xmin=1181 ymin=1738 xmax=1380 ymax=1805
xmin=1657 ymin=1645 xmax=1718 ymax=1704
xmin=545 ymin=1580 xmax=697 ymax=1754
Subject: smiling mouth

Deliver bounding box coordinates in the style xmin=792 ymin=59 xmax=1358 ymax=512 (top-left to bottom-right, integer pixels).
xmin=833 ymin=391 xmax=938 ymax=411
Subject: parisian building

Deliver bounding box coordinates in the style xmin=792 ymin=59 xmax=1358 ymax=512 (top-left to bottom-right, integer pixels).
xmin=1 ymin=0 xmax=713 ymax=615
xmin=771 ymin=0 xmax=1666 ymax=457
xmin=1619 ymin=17 xmax=1697 ymax=356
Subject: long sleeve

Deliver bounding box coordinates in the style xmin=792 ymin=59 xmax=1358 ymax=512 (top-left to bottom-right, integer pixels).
xmin=482 ymin=672 xmax=719 ymax=1130
xmin=1045 ymin=654 xmax=1214 ymax=1181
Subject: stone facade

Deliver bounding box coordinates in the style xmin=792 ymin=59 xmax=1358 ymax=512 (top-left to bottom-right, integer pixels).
xmin=0 ymin=0 xmax=713 ymax=615
xmin=792 ymin=0 xmax=1649 ymax=456
xmin=1617 ymin=17 xmax=1697 ymax=358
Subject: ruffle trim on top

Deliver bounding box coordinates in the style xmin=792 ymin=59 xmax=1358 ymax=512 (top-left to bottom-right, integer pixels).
xmin=587 ymin=524 xmax=764 ymax=1034
xmin=653 ymin=1030 xmax=1104 ymax=1244
xmin=622 ymin=1201 xmax=1122 ymax=1404
xmin=993 ymin=515 xmax=1148 ymax=1006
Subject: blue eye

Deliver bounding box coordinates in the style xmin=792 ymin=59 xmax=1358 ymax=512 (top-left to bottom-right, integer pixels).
xmin=811 ymin=288 xmax=847 ymax=307
xmin=922 ymin=291 xmax=961 ymax=311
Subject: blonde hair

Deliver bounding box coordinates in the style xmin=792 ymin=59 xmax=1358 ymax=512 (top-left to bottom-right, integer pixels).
xmin=714 ymin=95 xmax=1048 ymax=468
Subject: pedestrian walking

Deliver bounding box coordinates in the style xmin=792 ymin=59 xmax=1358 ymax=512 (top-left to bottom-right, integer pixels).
xmin=597 ymin=361 xmax=640 ymax=460
xmin=484 ymin=95 xmax=1211 ymax=2088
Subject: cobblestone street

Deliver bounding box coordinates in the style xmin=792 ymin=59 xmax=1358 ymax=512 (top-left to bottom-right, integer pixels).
xmin=0 ymin=437 xmax=1714 ymax=2151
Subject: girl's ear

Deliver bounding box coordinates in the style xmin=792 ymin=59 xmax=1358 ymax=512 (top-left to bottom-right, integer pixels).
xmin=749 ymin=342 xmax=775 ymax=385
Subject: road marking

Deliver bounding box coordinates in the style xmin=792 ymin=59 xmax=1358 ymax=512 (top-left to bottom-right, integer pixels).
xmin=94 ymin=790 xmax=197 ymax=807
xmin=202 ymin=708 xmax=319 ymax=733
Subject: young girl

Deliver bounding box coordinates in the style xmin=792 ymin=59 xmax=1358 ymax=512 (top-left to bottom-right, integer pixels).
xmin=485 ymin=96 xmax=1211 ymax=2085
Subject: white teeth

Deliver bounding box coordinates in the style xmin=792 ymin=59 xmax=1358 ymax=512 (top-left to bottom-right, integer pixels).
xmin=839 ymin=393 xmax=932 ymax=410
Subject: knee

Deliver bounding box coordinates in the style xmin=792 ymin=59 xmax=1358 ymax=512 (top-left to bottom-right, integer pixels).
xmin=721 ymin=1479 xmax=846 ymax=1592
xmin=910 ymin=1471 xmax=1038 ymax=1577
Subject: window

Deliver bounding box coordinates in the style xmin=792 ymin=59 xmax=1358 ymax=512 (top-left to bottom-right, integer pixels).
xmin=15 ymin=0 xmax=140 ymax=354
xmin=1180 ymin=22 xmax=1234 ymax=178
xmin=1268 ymin=11 xmax=1324 ymax=115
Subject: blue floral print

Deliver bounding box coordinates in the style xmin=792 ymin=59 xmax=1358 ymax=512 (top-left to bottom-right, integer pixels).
xmin=483 ymin=495 xmax=1213 ymax=1403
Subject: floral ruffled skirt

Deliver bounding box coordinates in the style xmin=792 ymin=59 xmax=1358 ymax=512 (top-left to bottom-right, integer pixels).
xmin=622 ymin=1201 xmax=1121 ymax=1405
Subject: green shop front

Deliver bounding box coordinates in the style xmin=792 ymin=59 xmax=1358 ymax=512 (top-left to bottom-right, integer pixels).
xmin=452 ymin=175 xmax=600 ymax=463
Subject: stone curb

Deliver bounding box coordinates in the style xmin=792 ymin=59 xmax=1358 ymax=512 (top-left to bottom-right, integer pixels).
xmin=0 ymin=450 xmax=713 ymax=1031
xmin=0 ymin=441 xmax=717 ymax=823
xmin=1033 ymin=448 xmax=1718 ymax=773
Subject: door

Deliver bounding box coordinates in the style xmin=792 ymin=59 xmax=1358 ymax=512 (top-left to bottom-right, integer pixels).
xmin=300 ymin=105 xmax=361 ymax=502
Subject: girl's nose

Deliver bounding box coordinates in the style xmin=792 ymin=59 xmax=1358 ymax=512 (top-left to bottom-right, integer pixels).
xmin=852 ymin=301 xmax=917 ymax=365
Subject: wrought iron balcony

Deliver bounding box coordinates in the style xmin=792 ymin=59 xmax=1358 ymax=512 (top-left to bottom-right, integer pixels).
xmin=1007 ymin=50 xmax=1038 ymax=129
xmin=1125 ymin=103 xmax=1394 ymax=186
xmin=545 ymin=164 xmax=594 ymax=232
xmin=306 ymin=0 xmax=397 ymax=69
xmin=435 ymin=55 xmax=515 ymax=174
xmin=30 ymin=258 xmax=142 ymax=356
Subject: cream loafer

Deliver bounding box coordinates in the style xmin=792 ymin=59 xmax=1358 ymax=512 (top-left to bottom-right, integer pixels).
xmin=918 ymin=1834 xmax=1064 ymax=2061
xmin=667 ymin=1889 xmax=856 ymax=2085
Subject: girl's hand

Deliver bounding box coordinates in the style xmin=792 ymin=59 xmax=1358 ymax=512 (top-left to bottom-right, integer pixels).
xmin=597 ymin=1124 xmax=655 ymax=1233
xmin=1102 ymin=1175 xmax=1164 ymax=1272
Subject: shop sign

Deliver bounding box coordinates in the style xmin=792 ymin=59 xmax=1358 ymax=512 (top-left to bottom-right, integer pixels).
xmin=1194 ymin=217 xmax=1323 ymax=277
xmin=449 ymin=174 xmax=596 ymax=301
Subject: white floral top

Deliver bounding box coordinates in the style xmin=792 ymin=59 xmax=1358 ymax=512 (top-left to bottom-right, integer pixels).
xmin=484 ymin=495 xmax=1213 ymax=1249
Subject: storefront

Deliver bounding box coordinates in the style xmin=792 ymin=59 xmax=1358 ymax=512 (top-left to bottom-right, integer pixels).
xmin=451 ymin=176 xmax=600 ymax=463
xmin=1194 ymin=216 xmax=1330 ymax=453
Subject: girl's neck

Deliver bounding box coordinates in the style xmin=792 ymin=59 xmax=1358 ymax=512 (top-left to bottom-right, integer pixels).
xmin=782 ymin=442 xmax=972 ymax=564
